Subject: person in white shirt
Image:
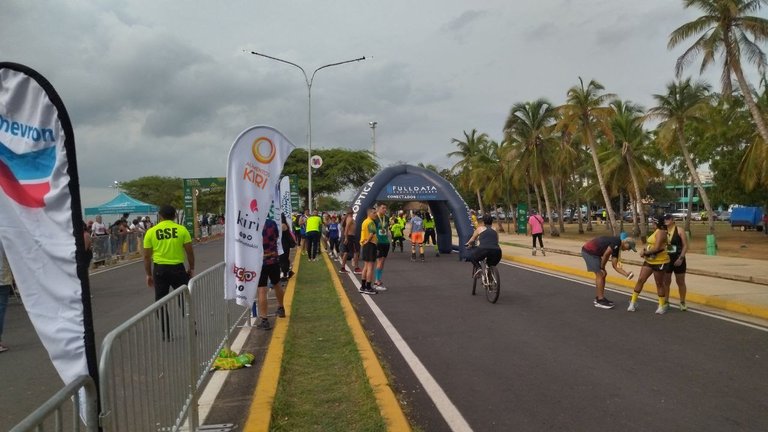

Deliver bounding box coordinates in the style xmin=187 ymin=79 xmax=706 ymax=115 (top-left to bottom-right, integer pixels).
xmin=91 ymin=215 xmax=109 ymax=237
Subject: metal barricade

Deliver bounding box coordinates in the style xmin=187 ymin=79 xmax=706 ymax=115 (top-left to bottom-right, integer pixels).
xmin=9 ymin=375 xmax=99 ymax=432
xmin=188 ymin=262 xmax=246 ymax=389
xmin=98 ymin=287 xmax=198 ymax=432
xmin=91 ymin=235 xmax=113 ymax=264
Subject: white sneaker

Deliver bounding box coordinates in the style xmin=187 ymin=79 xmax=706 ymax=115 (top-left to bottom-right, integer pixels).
xmin=627 ymin=302 xmax=638 ymax=312
xmin=655 ymin=305 xmax=667 ymax=315
xmin=374 ymin=283 xmax=387 ymax=291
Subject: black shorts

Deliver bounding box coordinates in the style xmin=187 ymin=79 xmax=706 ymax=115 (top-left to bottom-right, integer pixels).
xmin=667 ymin=255 xmax=687 ymax=274
xmin=643 ymin=261 xmax=669 ymax=272
xmin=377 ymin=243 xmax=390 ymax=258
xmin=258 ymin=263 xmax=281 ymax=287
xmin=361 ymin=242 xmax=378 ymax=262
xmin=344 ymin=236 xmax=360 ymax=254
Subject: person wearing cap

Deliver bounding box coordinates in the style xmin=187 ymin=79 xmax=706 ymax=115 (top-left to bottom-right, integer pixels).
xmin=663 ymin=213 xmax=689 ymax=311
xmin=628 ymin=217 xmax=670 ymax=314
xmin=580 ymin=235 xmax=637 ymax=309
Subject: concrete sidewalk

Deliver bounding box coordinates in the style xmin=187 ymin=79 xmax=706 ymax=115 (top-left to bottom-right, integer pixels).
xmin=498 ymin=231 xmax=768 ymax=322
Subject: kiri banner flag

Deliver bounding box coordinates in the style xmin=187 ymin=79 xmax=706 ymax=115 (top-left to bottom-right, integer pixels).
xmin=225 ymin=126 xmax=294 ymax=306
xmin=0 ymin=63 xmax=97 ymax=385
xmin=279 ymin=175 xmax=293 ymax=233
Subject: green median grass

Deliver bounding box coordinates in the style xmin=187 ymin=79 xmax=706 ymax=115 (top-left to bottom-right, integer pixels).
xmin=270 ymin=255 xmax=387 ymax=432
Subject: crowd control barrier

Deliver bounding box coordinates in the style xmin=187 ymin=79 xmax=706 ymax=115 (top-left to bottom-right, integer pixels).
xmin=9 ymin=375 xmax=99 ymax=432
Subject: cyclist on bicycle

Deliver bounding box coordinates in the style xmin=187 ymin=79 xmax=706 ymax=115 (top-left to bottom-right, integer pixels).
xmin=465 ymin=214 xmax=502 ymax=271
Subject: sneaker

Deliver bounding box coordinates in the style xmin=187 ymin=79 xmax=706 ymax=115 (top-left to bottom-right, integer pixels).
xmin=436 ymin=252 xmax=440 ymax=257
xmin=411 ymin=254 xmax=416 ymax=261
xmin=594 ymin=298 xmax=615 ymax=309
xmin=420 ymin=254 xmax=425 ymax=262
xmin=532 ymin=249 xmax=536 ymax=256
xmin=0 ymin=343 xmax=8 ymax=353
xmin=256 ymin=318 xmax=271 ymax=330
xmin=627 ymin=301 xmax=639 ymax=312
xmin=276 ymin=306 xmax=286 ymax=318
xmin=339 ymin=268 xmax=348 ymax=273
xmin=353 ymin=267 xmax=362 ymax=275
xmin=359 ymin=285 xmax=378 ymax=295
xmin=541 ymin=249 xmax=546 ymax=256
xmin=680 ymin=302 xmax=688 ymax=312
xmin=374 ymin=282 xmax=387 ymax=291
xmin=655 ymin=305 xmax=667 ymax=315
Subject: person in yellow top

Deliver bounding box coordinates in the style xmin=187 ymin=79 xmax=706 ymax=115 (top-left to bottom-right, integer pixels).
xmin=143 ymin=205 xmax=195 ymax=302
xmin=358 ymin=207 xmax=378 ymax=295
xmin=305 ymin=210 xmax=323 ymax=262
xmin=627 ymin=217 xmax=670 ymax=314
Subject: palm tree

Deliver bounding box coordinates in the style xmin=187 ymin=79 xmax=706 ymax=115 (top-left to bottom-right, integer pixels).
xmin=557 ymin=78 xmax=619 ymax=235
xmin=647 ymin=78 xmax=717 ymax=234
xmin=669 ymin=0 xmax=768 ymax=148
xmin=610 ymin=100 xmax=659 ymax=237
xmin=448 ymin=129 xmax=490 ymax=210
xmin=504 ymin=99 xmax=560 ymax=235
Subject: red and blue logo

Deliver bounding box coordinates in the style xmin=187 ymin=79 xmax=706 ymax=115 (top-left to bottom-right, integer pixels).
xmin=0 ymin=141 xmax=56 ymax=208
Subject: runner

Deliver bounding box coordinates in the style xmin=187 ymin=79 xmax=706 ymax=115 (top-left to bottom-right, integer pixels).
xmin=410 ymin=211 xmax=425 ymax=262
xmin=339 ymin=210 xmax=361 ymax=274
xmin=358 ymin=208 xmax=378 ymax=295
xmin=580 ymin=235 xmax=636 ymax=309
xmin=423 ymin=211 xmax=439 ymax=257
xmin=390 ymin=215 xmax=405 ymax=253
xmin=373 ymin=203 xmax=390 ymax=291
xmin=663 ymin=213 xmax=689 ymax=311
xmin=628 ymin=218 xmax=671 ymax=314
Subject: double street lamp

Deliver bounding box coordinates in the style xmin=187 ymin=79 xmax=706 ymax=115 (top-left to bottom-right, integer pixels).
xmin=249 ymin=51 xmax=366 ymax=213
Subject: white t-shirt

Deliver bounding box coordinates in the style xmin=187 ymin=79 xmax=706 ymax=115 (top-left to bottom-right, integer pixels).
xmin=91 ymin=221 xmax=109 ymax=236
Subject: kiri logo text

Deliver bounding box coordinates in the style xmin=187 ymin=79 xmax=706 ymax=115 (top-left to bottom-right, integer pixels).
xmin=243 ymin=162 xmax=270 ymax=190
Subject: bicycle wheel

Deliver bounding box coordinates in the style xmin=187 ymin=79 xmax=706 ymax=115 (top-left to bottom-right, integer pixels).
xmin=485 ymin=265 xmax=500 ymax=303
xmin=471 ymin=264 xmax=480 ymax=295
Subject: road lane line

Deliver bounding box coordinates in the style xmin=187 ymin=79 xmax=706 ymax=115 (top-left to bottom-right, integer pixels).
xmin=339 ymin=260 xmax=472 ymax=432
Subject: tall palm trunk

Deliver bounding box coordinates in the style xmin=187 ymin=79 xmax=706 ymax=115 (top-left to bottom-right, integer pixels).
xmin=586 ymin=129 xmax=618 ymax=235
xmin=540 ymin=177 xmax=558 ymax=236
xmin=730 ymin=44 xmax=768 ymax=148
xmin=676 ymin=126 xmax=715 ymax=234
xmin=475 ymin=189 xmax=483 ymax=212
xmin=532 ymin=182 xmax=543 ymax=218
xmin=625 ymin=146 xmax=647 ymax=237
xmin=552 ymin=177 xmax=565 ymax=233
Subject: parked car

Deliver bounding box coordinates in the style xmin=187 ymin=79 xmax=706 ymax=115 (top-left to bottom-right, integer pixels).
xmin=671 ymin=210 xmax=688 ymax=221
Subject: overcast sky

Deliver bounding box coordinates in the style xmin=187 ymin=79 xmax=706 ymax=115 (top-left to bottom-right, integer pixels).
xmin=2 ymin=0 xmax=735 ymax=207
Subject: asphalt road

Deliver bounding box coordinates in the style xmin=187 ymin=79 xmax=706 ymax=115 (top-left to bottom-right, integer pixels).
xmin=5 ymin=239 xmax=768 ymax=431
xmin=0 ymin=240 xmax=223 ymax=430
xmin=340 ymin=248 xmax=768 ymax=432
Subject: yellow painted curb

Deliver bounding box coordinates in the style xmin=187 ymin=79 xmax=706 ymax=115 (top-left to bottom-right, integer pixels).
xmin=505 ymin=254 xmax=768 ymax=320
xmin=322 ymin=254 xmax=412 ymax=432
xmin=242 ymin=255 xmax=301 ymax=432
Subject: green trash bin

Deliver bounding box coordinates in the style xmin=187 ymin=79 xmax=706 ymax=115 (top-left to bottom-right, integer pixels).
xmin=706 ymin=234 xmax=717 ymax=256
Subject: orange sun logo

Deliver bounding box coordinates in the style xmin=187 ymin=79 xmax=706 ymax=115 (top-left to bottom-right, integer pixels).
xmin=251 ymin=137 xmax=276 ymax=164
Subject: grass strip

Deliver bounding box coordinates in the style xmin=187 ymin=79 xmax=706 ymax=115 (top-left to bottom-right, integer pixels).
xmin=269 ymin=254 xmax=386 ymax=432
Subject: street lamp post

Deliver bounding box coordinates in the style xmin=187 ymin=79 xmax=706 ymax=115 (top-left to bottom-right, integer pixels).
xmin=369 ymin=121 xmax=377 ymax=157
xmin=249 ymin=51 xmax=365 ymax=213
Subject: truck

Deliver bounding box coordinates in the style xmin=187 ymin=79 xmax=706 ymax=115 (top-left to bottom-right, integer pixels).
xmin=730 ymin=207 xmax=764 ymax=231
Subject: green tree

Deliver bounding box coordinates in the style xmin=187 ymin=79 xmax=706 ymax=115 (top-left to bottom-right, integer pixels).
xmin=647 ymin=78 xmax=717 ymax=233
xmin=669 ymin=0 xmax=768 ymax=159
xmin=558 ymin=78 xmax=619 ymax=234
xmin=504 ymin=99 xmax=560 ymax=235
xmin=281 ymin=148 xmax=378 ymax=209
xmin=120 ymin=176 xmax=184 ymax=209
xmin=448 ymin=129 xmax=491 ymax=210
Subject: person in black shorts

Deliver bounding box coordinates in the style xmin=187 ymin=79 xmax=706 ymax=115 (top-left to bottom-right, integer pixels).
xmin=663 ymin=214 xmax=689 ymax=311
xmin=580 ymin=235 xmax=637 ymax=309
xmin=255 ymin=218 xmax=285 ymax=330
xmin=464 ymin=214 xmax=502 ymax=271
xmin=359 ymin=208 xmax=378 ymax=295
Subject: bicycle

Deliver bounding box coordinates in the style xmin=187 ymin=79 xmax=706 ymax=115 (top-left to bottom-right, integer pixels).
xmin=467 ymin=247 xmax=501 ymax=304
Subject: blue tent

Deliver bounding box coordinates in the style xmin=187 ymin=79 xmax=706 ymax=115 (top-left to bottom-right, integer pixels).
xmin=84 ymin=192 xmax=158 ymax=216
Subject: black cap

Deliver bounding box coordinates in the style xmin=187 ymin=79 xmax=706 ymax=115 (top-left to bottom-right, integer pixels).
xmin=663 ymin=213 xmax=674 ymax=220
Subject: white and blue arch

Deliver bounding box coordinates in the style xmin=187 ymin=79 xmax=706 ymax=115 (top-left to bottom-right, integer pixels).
xmin=351 ymin=164 xmax=474 ymax=259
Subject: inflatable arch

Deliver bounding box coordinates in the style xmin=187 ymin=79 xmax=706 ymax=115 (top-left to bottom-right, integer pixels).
xmin=350 ymin=164 xmax=474 ymax=259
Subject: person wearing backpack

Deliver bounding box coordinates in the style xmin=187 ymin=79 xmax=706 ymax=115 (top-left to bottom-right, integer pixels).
xmin=528 ymin=209 xmax=546 ymax=256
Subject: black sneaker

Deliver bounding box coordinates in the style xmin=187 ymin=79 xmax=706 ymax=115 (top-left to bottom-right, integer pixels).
xmin=276 ymin=306 xmax=286 ymax=318
xmin=256 ymin=318 xmax=272 ymax=330
xmin=359 ymin=285 xmax=378 ymax=295
xmin=594 ymin=297 xmax=615 ymax=309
